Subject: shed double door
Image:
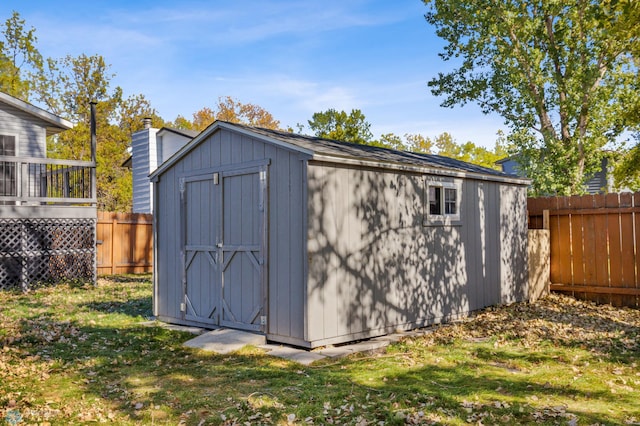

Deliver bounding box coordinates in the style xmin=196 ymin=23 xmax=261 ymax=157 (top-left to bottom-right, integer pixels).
xmin=180 ymin=162 xmax=268 ymax=332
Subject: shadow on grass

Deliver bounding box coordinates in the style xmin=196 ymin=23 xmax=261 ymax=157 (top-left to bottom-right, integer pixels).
xmin=81 ymin=297 xmax=152 ymax=318
xmin=9 ymin=312 xmax=632 ymax=425
xmin=5 ymin=285 xmax=638 ymax=425
xmin=98 ymin=274 xmax=151 ymax=284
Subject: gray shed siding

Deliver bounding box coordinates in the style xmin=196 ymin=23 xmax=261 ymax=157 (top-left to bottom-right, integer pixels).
xmin=305 ymin=162 xmax=528 ymax=347
xmin=153 ymin=128 xmax=308 ymax=342
xmin=0 ymin=103 xmax=47 ymax=157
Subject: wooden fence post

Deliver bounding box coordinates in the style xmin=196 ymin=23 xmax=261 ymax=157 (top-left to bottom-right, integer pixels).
xmin=111 ymin=216 xmax=117 ymax=275
xmin=543 ymin=209 xmax=549 ymax=230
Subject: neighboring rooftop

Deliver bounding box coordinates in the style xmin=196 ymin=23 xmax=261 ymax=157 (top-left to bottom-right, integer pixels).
xmin=157 ymin=126 xmax=199 ymax=138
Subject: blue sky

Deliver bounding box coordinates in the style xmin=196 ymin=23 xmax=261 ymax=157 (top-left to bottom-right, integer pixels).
xmin=0 ymin=0 xmax=506 ymax=148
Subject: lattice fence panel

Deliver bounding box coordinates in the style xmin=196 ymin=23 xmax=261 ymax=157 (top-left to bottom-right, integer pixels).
xmin=0 ymin=218 xmax=96 ymax=290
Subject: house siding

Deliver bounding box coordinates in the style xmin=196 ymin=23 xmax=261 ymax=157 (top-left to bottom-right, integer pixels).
xmin=305 ymin=162 xmax=528 ymax=347
xmin=131 ymin=129 xmax=158 ymax=213
xmin=0 ymin=103 xmax=47 ymax=157
xmin=158 ymin=132 xmax=190 ymax=163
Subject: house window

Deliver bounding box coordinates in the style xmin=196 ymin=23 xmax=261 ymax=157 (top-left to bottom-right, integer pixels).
xmin=0 ymin=135 xmax=16 ymax=196
xmin=425 ymin=178 xmax=461 ymax=225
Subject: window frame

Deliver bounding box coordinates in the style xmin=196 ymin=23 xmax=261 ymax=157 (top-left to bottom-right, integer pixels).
xmin=423 ymin=177 xmax=462 ymax=226
xmin=0 ymin=133 xmax=18 ymax=197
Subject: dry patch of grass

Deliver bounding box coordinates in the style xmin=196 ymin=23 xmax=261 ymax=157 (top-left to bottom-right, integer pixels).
xmin=1 ymin=277 xmax=639 ymax=425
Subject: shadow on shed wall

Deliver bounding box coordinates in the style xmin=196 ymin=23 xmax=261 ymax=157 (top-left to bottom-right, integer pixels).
xmin=306 ymin=163 xmax=527 ymax=345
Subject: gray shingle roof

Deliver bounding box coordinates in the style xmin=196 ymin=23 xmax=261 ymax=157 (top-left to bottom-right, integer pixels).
xmin=151 ymin=121 xmax=529 ymax=184
xmin=232 ymin=123 xmax=513 ymax=178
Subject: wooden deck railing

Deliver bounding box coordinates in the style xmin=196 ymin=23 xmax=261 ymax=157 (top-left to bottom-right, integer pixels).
xmin=0 ymin=155 xmax=96 ymax=205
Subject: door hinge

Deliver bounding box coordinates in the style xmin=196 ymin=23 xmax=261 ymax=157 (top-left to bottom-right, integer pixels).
xmin=180 ymin=303 xmax=186 ymax=312
xmin=260 ymin=315 xmax=267 ymax=326
xmin=259 ymin=170 xmax=266 ymax=182
xmin=213 ymin=172 xmax=219 ymax=185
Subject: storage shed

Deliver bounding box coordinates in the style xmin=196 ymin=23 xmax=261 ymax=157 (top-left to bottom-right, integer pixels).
xmin=151 ymin=121 xmax=530 ymax=348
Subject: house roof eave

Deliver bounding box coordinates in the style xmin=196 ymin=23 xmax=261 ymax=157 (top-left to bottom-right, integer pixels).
xmin=0 ymin=92 xmax=74 ymax=133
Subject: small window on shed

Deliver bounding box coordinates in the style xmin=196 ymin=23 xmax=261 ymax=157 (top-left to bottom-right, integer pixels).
xmin=424 ymin=178 xmax=461 ymax=225
xmin=444 ymin=187 xmax=457 ymax=214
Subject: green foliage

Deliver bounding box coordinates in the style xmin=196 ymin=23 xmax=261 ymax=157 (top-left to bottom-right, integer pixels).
xmin=0 ymin=11 xmax=42 ymax=100
xmin=369 ymin=132 xmax=407 ymax=151
xmin=308 ymin=108 xmax=373 ymax=145
xmin=424 ymin=0 xmax=640 ymax=195
xmin=612 ymin=136 xmax=640 ymax=191
xmin=404 ymin=133 xmax=434 ymax=154
xmin=407 ymin=132 xmax=509 ymax=170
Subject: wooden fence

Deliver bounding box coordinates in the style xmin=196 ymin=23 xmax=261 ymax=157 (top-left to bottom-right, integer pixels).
xmin=96 ymin=211 xmax=153 ymax=275
xmin=528 ymin=192 xmax=640 ymax=307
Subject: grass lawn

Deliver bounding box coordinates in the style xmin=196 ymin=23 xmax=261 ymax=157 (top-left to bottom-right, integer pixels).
xmin=1 ymin=276 xmax=639 ymax=425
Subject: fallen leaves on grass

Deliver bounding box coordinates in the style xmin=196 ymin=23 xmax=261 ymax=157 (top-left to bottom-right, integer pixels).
xmin=419 ymin=293 xmax=640 ymax=357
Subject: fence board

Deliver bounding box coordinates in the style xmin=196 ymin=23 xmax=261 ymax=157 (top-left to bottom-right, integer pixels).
xmin=593 ymin=195 xmax=610 ymax=304
xmin=96 ymin=211 xmax=153 ymax=275
xmin=570 ymin=212 xmax=585 ymax=286
xmin=620 ymin=210 xmax=635 ymax=288
xmin=528 ymin=191 xmax=640 ymax=307
xmin=606 ymin=194 xmax=623 ymax=306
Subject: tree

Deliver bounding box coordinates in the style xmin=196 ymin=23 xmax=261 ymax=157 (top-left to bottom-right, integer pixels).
xmin=368 ymin=133 xmax=407 ymax=151
xmin=118 ymin=93 xmax=165 ymax=137
xmin=407 ymin=131 xmax=507 ymax=170
xmin=424 ymin=0 xmax=640 ymax=195
xmin=307 ymin=108 xmax=373 ymax=145
xmin=0 ymin=11 xmax=42 ymax=99
xmin=613 ymin=137 xmax=640 ymax=191
xmin=405 ymin=133 xmax=434 ymax=154
xmin=171 ymin=115 xmax=195 ymax=131
xmin=33 ymin=54 xmax=139 ymax=211
xmin=612 ymin=36 xmax=640 ymax=191
xmin=174 ymin=96 xmax=281 ymax=131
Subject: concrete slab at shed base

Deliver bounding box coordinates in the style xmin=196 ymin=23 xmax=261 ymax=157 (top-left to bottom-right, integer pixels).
xmin=181 ymin=326 xmax=436 ymax=365
xmin=140 ymin=320 xmax=206 ymax=335
xmin=183 ymin=328 xmax=266 ymax=354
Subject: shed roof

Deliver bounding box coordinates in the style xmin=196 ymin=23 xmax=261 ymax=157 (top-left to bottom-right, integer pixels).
xmin=0 ymin=91 xmax=73 ymax=136
xmin=151 ymin=121 xmax=530 ymax=185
